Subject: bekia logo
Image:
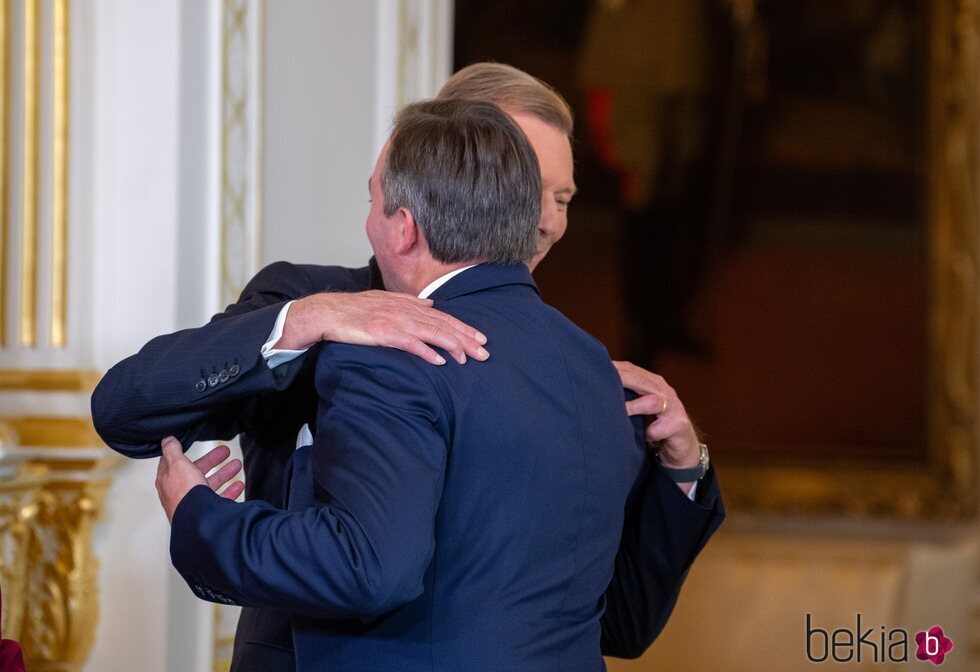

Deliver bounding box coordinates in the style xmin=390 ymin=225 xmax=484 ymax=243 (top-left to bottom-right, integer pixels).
xmin=806 ymin=614 xmax=954 ymax=665
xmin=915 ymin=626 xmax=954 ymax=666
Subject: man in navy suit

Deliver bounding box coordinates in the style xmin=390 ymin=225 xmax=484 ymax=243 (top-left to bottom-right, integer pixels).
xmin=92 ymin=64 xmax=723 ymax=670
xmin=153 ymin=98 xmax=693 ymax=671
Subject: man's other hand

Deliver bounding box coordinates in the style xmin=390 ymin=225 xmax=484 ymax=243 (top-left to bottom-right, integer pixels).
xmin=613 ymin=361 xmax=701 ymax=469
xmin=156 ymin=438 xmax=244 ymax=523
xmin=276 ymin=291 xmax=490 ymax=366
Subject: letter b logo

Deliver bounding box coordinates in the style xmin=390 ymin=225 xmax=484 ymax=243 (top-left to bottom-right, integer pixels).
xmin=915 ymin=626 xmax=953 ymax=665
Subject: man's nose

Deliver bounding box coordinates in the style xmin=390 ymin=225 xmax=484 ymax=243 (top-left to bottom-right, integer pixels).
xmin=538 ymin=209 xmax=557 ymax=235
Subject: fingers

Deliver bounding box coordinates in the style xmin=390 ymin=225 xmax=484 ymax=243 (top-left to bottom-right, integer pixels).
xmin=206 ymin=458 xmax=242 ymax=492
xmin=625 ymin=393 xmax=670 ymax=417
xmin=420 ymin=319 xmax=490 ymax=365
xmin=439 ymin=312 xmax=488 ymax=346
xmin=399 ymin=294 xmax=488 ymax=347
xmin=422 ymin=320 xmax=466 ymax=364
xmin=193 ymin=444 xmax=231 ymax=475
xmin=162 ymin=439 xmax=243 ymax=498
xmin=613 ymin=360 xmax=666 ymax=396
xmin=644 ymin=414 xmax=688 ymax=444
xmin=190 ymin=445 xmax=242 ymax=493
xmin=161 ymin=435 xmax=183 ymax=460
xmin=384 ymin=310 xmax=490 ymax=365
xmin=379 ymin=293 xmax=489 ymax=363
xmin=614 ymin=362 xmax=701 ymax=462
xmin=316 ymin=290 xmax=490 ymax=365
xmin=219 ymin=481 xmax=245 ymax=501
xmin=391 ymin=332 xmax=447 ymax=366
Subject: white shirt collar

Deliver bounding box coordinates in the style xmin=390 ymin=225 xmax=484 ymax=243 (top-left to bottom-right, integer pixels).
xmin=418 ymin=265 xmax=478 ymax=299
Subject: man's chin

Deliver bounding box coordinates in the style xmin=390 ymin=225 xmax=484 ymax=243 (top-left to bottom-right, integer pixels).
xmin=528 ymin=249 xmax=548 ymax=271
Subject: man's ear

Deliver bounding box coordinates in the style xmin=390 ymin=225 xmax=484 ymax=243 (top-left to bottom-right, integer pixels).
xmin=393 ymin=207 xmax=422 ymax=255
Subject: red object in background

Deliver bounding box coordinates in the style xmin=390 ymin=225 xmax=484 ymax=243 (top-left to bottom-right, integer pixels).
xmin=584 ymin=88 xmax=637 ymax=206
xmin=585 ymin=87 xmax=617 ymax=167
xmin=0 ymin=586 xmax=26 ymax=672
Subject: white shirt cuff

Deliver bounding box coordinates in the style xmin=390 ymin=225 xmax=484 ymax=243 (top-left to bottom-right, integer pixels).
xmin=687 ymin=480 xmax=698 ymax=501
xmin=261 ymin=301 xmax=309 ymax=369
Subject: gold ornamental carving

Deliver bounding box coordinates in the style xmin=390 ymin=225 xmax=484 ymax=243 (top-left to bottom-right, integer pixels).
xmin=1 ymin=423 xmax=121 ymax=672
xmin=20 ymin=481 xmax=111 ymax=669
xmin=0 ymin=453 xmax=45 ymax=643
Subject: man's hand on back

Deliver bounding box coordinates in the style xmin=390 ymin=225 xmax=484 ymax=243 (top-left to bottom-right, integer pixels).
xmin=275 ymin=291 xmax=490 ymax=366
xmin=613 ymin=360 xmax=702 ymax=479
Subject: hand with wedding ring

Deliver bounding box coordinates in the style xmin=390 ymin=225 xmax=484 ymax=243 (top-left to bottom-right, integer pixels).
xmin=613 ymin=361 xmax=702 ymax=471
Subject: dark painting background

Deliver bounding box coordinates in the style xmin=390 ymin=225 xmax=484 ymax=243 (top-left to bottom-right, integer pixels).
xmin=455 ymin=0 xmax=927 ymax=462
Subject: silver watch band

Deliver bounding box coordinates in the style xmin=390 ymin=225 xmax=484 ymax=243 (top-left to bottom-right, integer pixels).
xmin=656 ymin=443 xmax=709 ymax=483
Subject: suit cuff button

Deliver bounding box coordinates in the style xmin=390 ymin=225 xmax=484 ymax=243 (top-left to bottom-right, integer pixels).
xmin=195 ymin=379 xmax=207 ymax=392
xmin=218 ymin=369 xmax=230 ymax=383
xmin=207 ymin=374 xmax=220 ymax=387
xmin=229 ymin=364 xmax=240 ymax=377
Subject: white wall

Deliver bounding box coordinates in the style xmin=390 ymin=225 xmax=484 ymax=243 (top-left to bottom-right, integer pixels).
xmin=80 ymin=1 xmax=453 ymax=670
xmin=260 ymin=0 xmax=453 ymax=270
xmin=85 ymin=0 xmax=182 ymax=670
xmin=260 ymin=1 xmax=379 ymax=269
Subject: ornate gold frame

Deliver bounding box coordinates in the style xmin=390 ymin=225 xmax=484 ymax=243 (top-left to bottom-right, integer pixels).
xmin=715 ymin=0 xmax=979 ymax=520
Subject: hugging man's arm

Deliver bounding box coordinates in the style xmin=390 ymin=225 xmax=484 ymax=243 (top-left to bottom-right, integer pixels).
xmin=599 ymin=361 xmax=725 ymax=658
xmin=91 ymin=260 xmax=486 ymax=459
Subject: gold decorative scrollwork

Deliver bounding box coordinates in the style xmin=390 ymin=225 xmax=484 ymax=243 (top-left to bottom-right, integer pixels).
xmin=20 ymin=479 xmax=112 ymax=669
xmin=0 ymin=457 xmax=45 ymax=643
xmin=1 ymin=421 xmax=121 ymax=672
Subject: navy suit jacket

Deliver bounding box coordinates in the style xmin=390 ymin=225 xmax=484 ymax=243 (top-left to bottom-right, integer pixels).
xmin=92 ymin=260 xmax=723 ymax=669
xmin=170 ymin=263 xmax=654 ymax=670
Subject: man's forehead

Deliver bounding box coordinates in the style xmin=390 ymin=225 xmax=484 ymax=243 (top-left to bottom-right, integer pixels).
xmin=369 ymin=142 xmax=389 ymax=185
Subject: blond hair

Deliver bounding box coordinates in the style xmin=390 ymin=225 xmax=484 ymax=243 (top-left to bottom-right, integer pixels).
xmin=438 ymin=62 xmax=574 ymax=137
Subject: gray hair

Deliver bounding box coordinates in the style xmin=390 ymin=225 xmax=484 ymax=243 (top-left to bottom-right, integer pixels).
xmin=382 ymin=99 xmax=541 ymax=264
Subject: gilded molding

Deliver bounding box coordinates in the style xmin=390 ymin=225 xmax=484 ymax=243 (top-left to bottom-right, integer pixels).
xmin=20 ymin=475 xmax=114 ymax=670
xmin=0 ymin=0 xmax=9 ymax=347
xmin=0 ymin=369 xmax=101 ymax=392
xmin=0 ymin=432 xmax=120 ymax=671
xmin=0 ymin=459 xmax=45 ymax=642
xmin=211 ymin=603 xmax=237 ymax=672
xmin=215 ymin=1 xmax=261 ymax=664
xmin=19 ymin=0 xmax=39 ymax=347
xmin=0 ymin=417 xmax=101 ymax=448
xmin=720 ymin=0 xmax=979 ymax=520
xmin=220 ymin=0 xmax=262 ymax=308
xmin=397 ymin=0 xmax=412 ymax=108
xmin=51 ymin=0 xmax=70 ymax=348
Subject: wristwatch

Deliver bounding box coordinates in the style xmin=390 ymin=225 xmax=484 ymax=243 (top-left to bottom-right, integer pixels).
xmin=657 ymin=443 xmax=709 ymax=483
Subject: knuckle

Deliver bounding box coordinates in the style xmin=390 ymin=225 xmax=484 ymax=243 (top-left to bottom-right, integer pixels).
xmin=393 ymin=333 xmax=415 ymax=350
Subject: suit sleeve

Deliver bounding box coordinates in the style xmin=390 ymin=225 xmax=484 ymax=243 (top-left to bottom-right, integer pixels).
xmin=168 ymin=345 xmax=449 ymax=620
xmin=599 ymin=422 xmax=725 ymax=659
xmin=90 ymin=261 xmax=318 ymax=458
